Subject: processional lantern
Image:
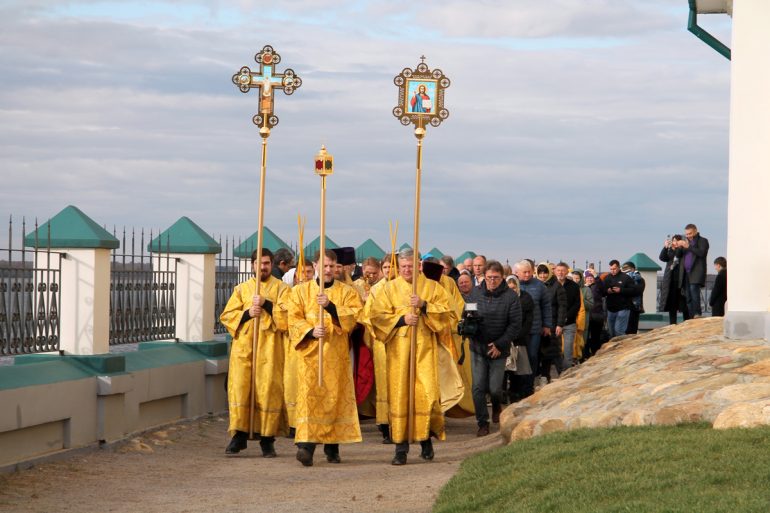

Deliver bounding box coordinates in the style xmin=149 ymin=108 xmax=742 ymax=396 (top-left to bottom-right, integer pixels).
xmin=314 ymin=145 xmax=334 ymax=387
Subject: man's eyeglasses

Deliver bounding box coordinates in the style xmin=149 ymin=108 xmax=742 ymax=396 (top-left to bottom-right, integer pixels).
xmin=485 ymin=275 xmax=502 ymax=282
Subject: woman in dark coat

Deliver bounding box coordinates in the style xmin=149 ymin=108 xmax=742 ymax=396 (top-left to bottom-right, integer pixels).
xmin=504 ymin=275 xmax=534 ymax=403
xmin=659 ymin=235 xmax=689 ymax=324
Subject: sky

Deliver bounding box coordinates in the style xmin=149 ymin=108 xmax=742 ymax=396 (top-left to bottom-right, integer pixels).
xmin=0 ymin=1 xmax=734 ymax=269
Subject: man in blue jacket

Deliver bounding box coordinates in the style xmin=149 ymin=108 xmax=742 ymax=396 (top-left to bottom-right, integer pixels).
xmin=513 ymin=260 xmax=551 ymax=397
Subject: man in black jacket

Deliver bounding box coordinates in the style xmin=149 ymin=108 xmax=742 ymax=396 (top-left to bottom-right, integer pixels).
xmin=554 ymin=262 xmax=581 ymax=372
xmin=467 ymin=260 xmax=522 ymax=436
xmin=622 ymin=261 xmax=646 ymax=334
xmin=602 ymin=259 xmax=636 ymax=338
xmin=709 ymin=257 xmax=727 ymax=316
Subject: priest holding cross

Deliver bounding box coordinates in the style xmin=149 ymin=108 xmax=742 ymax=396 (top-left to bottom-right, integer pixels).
xmin=222 ymin=45 xmax=302 ymax=457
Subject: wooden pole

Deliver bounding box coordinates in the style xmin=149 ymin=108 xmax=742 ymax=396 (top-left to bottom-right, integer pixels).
xmin=317 ymin=174 xmax=327 ymax=387
xmin=407 ymin=119 xmax=426 ymax=444
xmin=248 ymin=128 xmax=269 ymax=439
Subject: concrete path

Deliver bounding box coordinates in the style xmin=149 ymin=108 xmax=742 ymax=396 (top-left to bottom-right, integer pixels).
xmin=0 ymin=414 xmax=501 ymax=513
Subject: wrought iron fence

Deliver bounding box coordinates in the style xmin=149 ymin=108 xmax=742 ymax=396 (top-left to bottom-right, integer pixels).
xmin=0 ymin=218 xmax=63 ymax=355
xmin=214 ymin=236 xmax=252 ymax=335
xmin=109 ymin=228 xmax=177 ymax=345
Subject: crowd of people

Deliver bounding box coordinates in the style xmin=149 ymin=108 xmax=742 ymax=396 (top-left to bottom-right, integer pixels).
xmin=218 ymin=223 xmax=726 ymax=466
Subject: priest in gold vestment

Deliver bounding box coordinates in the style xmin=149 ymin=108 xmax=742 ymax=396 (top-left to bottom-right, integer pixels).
xmin=359 ymin=255 xmax=394 ymax=443
xmin=287 ymin=249 xmax=362 ymax=466
xmin=220 ymin=249 xmax=289 ymax=457
xmin=284 ymin=258 xmax=316 ymax=438
xmin=351 ymin=257 xmax=382 ymax=420
xmin=369 ymin=249 xmax=452 ymax=465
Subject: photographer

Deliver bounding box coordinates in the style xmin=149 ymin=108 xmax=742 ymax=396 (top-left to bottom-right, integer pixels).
xmin=659 ymin=234 xmax=689 ymax=324
xmin=466 ymin=260 xmax=522 ymax=436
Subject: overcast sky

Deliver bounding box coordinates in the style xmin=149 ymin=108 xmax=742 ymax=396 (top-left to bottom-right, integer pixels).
xmin=1 ymin=1 xmax=733 ymax=269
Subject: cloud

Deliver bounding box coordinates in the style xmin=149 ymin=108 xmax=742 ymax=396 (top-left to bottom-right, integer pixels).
xmin=0 ymin=0 xmax=732 ymax=266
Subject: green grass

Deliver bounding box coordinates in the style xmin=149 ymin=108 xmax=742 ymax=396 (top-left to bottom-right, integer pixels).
xmin=434 ymin=424 xmax=770 ymax=513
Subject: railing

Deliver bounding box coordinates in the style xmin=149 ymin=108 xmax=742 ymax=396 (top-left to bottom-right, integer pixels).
xmin=109 ymin=228 xmax=177 ymax=345
xmin=214 ymin=236 xmax=252 ymax=335
xmin=0 ymin=218 xmax=63 ymax=355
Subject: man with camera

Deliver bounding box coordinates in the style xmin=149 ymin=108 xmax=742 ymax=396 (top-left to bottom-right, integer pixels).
xmin=466 ymin=260 xmax=522 ymax=436
xmin=679 ymin=224 xmax=710 ymax=318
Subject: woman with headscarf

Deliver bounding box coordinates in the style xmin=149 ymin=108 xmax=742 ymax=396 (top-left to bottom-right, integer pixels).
xmin=504 ymin=275 xmax=534 ymax=402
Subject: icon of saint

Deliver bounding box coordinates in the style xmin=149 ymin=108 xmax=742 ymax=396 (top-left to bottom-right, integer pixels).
xmin=410 ymin=84 xmax=432 ymax=113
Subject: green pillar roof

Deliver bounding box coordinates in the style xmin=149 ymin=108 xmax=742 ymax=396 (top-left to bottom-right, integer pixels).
xmin=355 ymin=239 xmax=386 ymax=261
xmin=455 ymin=250 xmax=477 ymax=262
xmin=399 ymin=242 xmax=412 ymax=251
xmin=24 ymin=205 xmax=119 ymax=249
xmin=148 ymin=217 xmax=221 ymax=254
xmin=426 ymin=247 xmax=445 ymax=259
xmin=626 ymin=252 xmax=662 ymax=272
xmin=234 ymin=226 xmax=291 ymax=258
xmin=304 ymin=235 xmax=339 ymax=259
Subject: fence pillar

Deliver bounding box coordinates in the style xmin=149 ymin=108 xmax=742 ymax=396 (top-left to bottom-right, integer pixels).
xmin=150 ymin=217 xmax=221 ymax=342
xmin=725 ymin=2 xmax=770 ymax=341
xmin=25 ymin=206 xmax=119 ymax=355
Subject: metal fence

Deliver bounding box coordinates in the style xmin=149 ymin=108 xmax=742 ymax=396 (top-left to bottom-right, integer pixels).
xmin=109 ymin=228 xmax=177 ymax=345
xmin=0 ymin=218 xmax=63 ymax=356
xmin=214 ymin=236 xmax=252 ymax=335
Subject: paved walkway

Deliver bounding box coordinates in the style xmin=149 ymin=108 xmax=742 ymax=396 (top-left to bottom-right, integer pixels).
xmin=0 ymin=414 xmax=501 ymax=513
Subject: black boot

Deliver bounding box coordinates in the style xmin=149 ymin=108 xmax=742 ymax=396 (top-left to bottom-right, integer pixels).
xmin=296 ymin=442 xmax=315 ymax=467
xmin=225 ymin=430 xmax=248 ymax=455
xmin=323 ymin=444 xmax=341 ymax=464
xmin=419 ymin=439 xmax=434 ymax=461
xmin=392 ymin=442 xmax=408 ymax=465
xmin=379 ymin=424 xmax=393 ymax=444
xmin=259 ymin=437 xmax=276 ymax=458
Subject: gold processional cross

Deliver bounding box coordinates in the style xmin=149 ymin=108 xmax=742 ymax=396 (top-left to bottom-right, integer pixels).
xmin=232 ymin=45 xmax=303 ymax=132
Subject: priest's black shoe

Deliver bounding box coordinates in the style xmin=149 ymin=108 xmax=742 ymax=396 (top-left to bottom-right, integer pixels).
xmin=391 ymin=452 xmax=407 ymax=466
xmin=260 ymin=438 xmax=276 ymax=458
xmin=323 ymin=444 xmax=341 ymax=463
xmin=379 ymin=424 xmax=393 ymax=444
xmin=296 ymin=447 xmax=314 ymax=467
xmin=225 ymin=431 xmax=248 ymax=455
xmin=419 ymin=439 xmax=434 ymax=461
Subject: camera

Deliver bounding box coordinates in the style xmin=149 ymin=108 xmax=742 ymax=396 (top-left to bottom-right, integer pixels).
xmin=457 ymin=303 xmax=482 ymax=338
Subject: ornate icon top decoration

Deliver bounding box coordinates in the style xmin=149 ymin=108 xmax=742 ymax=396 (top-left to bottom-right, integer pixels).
xmin=392 ymin=56 xmax=450 ymax=129
xmin=232 ymin=45 xmax=303 ymax=130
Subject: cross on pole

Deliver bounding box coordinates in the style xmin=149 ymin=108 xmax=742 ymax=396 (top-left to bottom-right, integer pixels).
xmin=232 ymin=45 xmax=303 ymax=131
xmin=230 ymin=45 xmax=302 ymax=440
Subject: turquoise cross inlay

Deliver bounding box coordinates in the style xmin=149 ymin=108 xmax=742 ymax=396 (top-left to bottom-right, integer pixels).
xmin=232 ymin=45 xmax=303 ymax=129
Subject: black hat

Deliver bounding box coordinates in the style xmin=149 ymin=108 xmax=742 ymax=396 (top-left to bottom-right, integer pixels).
xmin=422 ymin=261 xmax=444 ymax=282
xmin=332 ymin=247 xmax=356 ymax=266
